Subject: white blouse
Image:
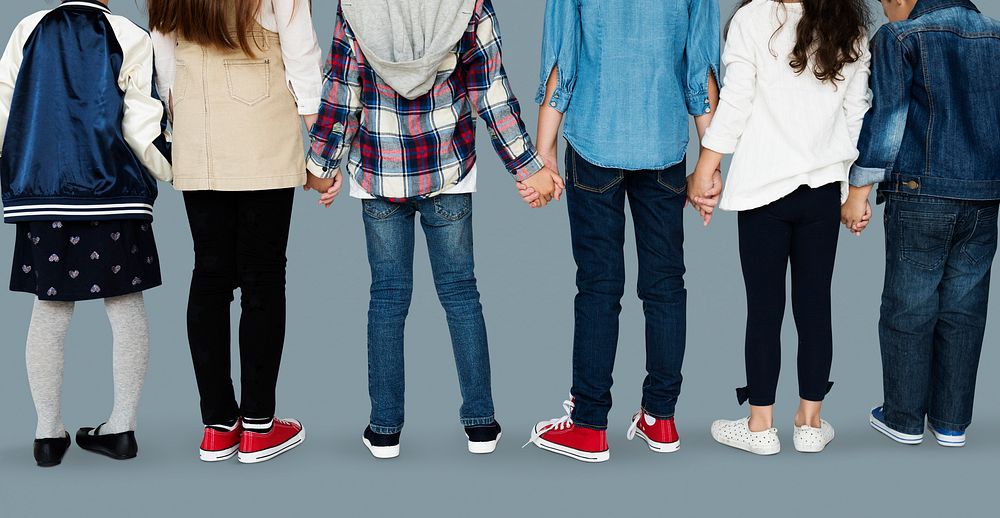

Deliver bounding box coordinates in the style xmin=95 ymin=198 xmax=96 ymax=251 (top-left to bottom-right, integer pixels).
xmin=151 ymin=0 xmax=323 ymax=115
xmin=702 ymin=0 xmax=872 ymax=211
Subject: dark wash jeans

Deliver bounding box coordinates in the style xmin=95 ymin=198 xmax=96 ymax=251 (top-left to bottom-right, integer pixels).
xmin=879 ymin=193 xmax=998 ymax=435
xmin=362 ymin=193 xmax=495 ymax=435
xmin=183 ymin=189 xmax=294 ymax=426
xmin=565 ymin=144 xmax=687 ymax=429
xmin=737 ymin=183 xmax=840 ymax=407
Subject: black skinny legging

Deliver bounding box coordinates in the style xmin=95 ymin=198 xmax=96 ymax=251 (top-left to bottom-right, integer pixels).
xmin=183 ymin=188 xmax=294 ymax=425
xmin=737 ymin=183 xmax=840 ymax=407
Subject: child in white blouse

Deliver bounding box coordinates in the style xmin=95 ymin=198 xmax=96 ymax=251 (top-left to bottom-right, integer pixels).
xmin=688 ymin=0 xmax=872 ymax=456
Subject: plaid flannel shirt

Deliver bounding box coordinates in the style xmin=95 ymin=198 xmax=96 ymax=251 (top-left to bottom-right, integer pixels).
xmin=307 ymin=0 xmax=544 ymax=200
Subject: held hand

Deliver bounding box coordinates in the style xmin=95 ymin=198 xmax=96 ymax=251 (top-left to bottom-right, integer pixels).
xmin=304 ymin=171 xmax=341 ymax=208
xmin=687 ymin=167 xmax=723 ymax=226
xmin=317 ymin=172 xmax=343 ymax=208
xmin=841 ymin=196 xmax=872 ymax=236
xmin=520 ymin=167 xmax=564 ymax=209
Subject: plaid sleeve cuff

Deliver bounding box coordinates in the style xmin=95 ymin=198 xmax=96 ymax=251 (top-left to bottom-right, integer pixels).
xmin=511 ymin=153 xmax=546 ymax=181
xmin=850 ymin=164 xmax=889 ymax=187
xmin=306 ymin=151 xmax=340 ymax=179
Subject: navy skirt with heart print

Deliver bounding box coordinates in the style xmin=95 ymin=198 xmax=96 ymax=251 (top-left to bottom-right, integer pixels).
xmin=10 ymin=220 xmax=162 ymax=301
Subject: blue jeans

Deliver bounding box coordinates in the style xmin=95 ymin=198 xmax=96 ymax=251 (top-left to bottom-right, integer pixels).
xmin=565 ymin=145 xmax=687 ymax=429
xmin=879 ymin=193 xmax=998 ymax=435
xmin=361 ymin=194 xmax=495 ymax=435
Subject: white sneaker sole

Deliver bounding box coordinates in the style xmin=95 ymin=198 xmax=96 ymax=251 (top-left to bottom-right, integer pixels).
xmin=199 ymin=444 xmax=238 ymax=462
xmin=929 ymin=426 xmax=966 ymax=447
xmin=467 ymin=432 xmax=501 ymax=454
xmin=869 ymin=412 xmax=922 ymax=445
xmin=529 ymin=427 xmax=609 ymax=463
xmin=363 ymin=437 xmax=400 ymax=459
xmin=237 ymin=429 xmax=305 ymax=464
xmin=793 ymin=433 xmax=834 ymax=453
xmin=711 ymin=430 xmax=780 ymax=456
xmin=632 ymin=429 xmax=680 ymax=453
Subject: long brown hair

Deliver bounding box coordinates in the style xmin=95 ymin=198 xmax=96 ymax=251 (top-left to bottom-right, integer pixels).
xmin=729 ymin=0 xmax=871 ymax=83
xmin=147 ymin=0 xmax=265 ymax=56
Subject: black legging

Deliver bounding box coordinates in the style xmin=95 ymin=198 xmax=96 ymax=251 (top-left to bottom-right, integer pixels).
xmin=183 ymin=188 xmax=294 ymax=425
xmin=737 ymin=183 xmax=840 ymax=407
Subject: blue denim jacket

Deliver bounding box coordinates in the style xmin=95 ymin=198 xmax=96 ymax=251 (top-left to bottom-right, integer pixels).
xmin=538 ymin=0 xmax=720 ymax=171
xmin=851 ymin=0 xmax=1000 ymax=200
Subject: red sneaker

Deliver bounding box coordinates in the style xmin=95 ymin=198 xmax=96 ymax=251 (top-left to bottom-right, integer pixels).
xmin=626 ymin=410 xmax=680 ymax=453
xmin=199 ymin=422 xmax=243 ymax=462
xmin=237 ymin=418 xmax=305 ymax=464
xmin=524 ymin=399 xmax=609 ymax=463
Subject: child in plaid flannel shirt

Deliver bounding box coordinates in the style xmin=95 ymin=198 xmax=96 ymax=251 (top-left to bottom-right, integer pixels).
xmin=307 ymin=0 xmax=560 ymax=458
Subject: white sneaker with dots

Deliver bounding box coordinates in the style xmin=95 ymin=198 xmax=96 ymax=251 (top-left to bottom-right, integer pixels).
xmin=793 ymin=420 xmax=835 ymax=453
xmin=711 ymin=417 xmax=780 ymax=455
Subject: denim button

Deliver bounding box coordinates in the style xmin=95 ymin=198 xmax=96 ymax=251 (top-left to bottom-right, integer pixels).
xmin=704 ymin=99 xmax=710 ymax=104
xmin=550 ymin=101 xmax=557 ymax=107
xmin=904 ymin=180 xmax=920 ymax=189
xmin=704 ymin=107 xmax=711 ymax=113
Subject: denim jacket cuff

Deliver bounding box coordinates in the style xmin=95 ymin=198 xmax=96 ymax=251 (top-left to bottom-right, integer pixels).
xmin=849 ymin=164 xmax=889 ymax=187
xmin=306 ymin=152 xmax=340 ymax=180
xmin=536 ymin=85 xmax=571 ymax=113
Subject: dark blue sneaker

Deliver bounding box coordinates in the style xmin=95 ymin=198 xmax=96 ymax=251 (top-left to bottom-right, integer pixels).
xmin=928 ymin=424 xmax=966 ymax=447
xmin=869 ymin=406 xmax=923 ymax=445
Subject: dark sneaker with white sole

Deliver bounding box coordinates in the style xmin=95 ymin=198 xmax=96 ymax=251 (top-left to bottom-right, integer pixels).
xmin=363 ymin=426 xmax=401 ymax=459
xmin=465 ymin=421 xmax=502 ymax=454
xmin=869 ymin=406 xmax=923 ymax=445
xmin=928 ymin=424 xmax=966 ymax=447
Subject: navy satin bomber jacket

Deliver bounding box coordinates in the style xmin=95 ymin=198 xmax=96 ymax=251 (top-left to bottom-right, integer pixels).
xmin=0 ymin=0 xmax=171 ymax=224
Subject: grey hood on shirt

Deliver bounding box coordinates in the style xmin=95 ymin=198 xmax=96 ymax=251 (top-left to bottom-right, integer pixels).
xmin=341 ymin=0 xmax=477 ymax=100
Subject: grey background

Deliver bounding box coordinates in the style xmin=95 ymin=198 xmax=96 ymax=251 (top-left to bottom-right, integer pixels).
xmin=1 ymin=1 xmax=998 ymax=516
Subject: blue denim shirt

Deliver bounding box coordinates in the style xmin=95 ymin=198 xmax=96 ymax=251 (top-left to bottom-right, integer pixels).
xmin=538 ymin=0 xmax=720 ymax=171
xmin=851 ymin=0 xmax=1000 ymax=200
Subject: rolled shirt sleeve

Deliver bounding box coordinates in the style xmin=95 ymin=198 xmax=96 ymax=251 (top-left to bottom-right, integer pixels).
xmin=535 ymin=0 xmax=580 ymax=113
xmin=850 ymin=26 xmax=913 ymax=187
xmin=685 ymin=0 xmax=721 ymax=116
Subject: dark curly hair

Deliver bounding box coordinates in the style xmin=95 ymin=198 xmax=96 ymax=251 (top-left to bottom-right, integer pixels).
xmin=729 ymin=0 xmax=871 ymax=83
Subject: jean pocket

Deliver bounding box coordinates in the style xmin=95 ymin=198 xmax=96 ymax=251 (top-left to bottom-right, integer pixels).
xmin=432 ymin=194 xmax=472 ymax=222
xmin=899 ymin=210 xmax=956 ymax=270
xmin=656 ymin=165 xmax=687 ymax=195
xmin=963 ymin=206 xmax=999 ymax=265
xmin=569 ymin=147 xmax=623 ymax=194
xmin=224 ymin=59 xmax=271 ymax=106
xmin=363 ymin=198 xmax=402 ymax=220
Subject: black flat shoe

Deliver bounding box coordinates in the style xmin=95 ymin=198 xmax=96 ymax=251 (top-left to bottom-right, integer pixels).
xmin=76 ymin=425 xmax=138 ymax=460
xmin=34 ymin=432 xmax=71 ymax=467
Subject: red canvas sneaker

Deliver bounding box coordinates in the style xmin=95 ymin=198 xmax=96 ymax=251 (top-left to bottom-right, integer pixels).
xmin=626 ymin=411 xmax=680 ymax=453
xmin=237 ymin=418 xmax=305 ymax=464
xmin=199 ymin=421 xmax=243 ymax=462
xmin=523 ymin=398 xmax=609 ymax=463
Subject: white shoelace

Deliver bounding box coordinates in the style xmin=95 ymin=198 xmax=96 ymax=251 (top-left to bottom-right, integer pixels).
xmin=625 ymin=412 xmax=644 ymax=441
xmin=523 ymin=398 xmax=575 ymax=448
